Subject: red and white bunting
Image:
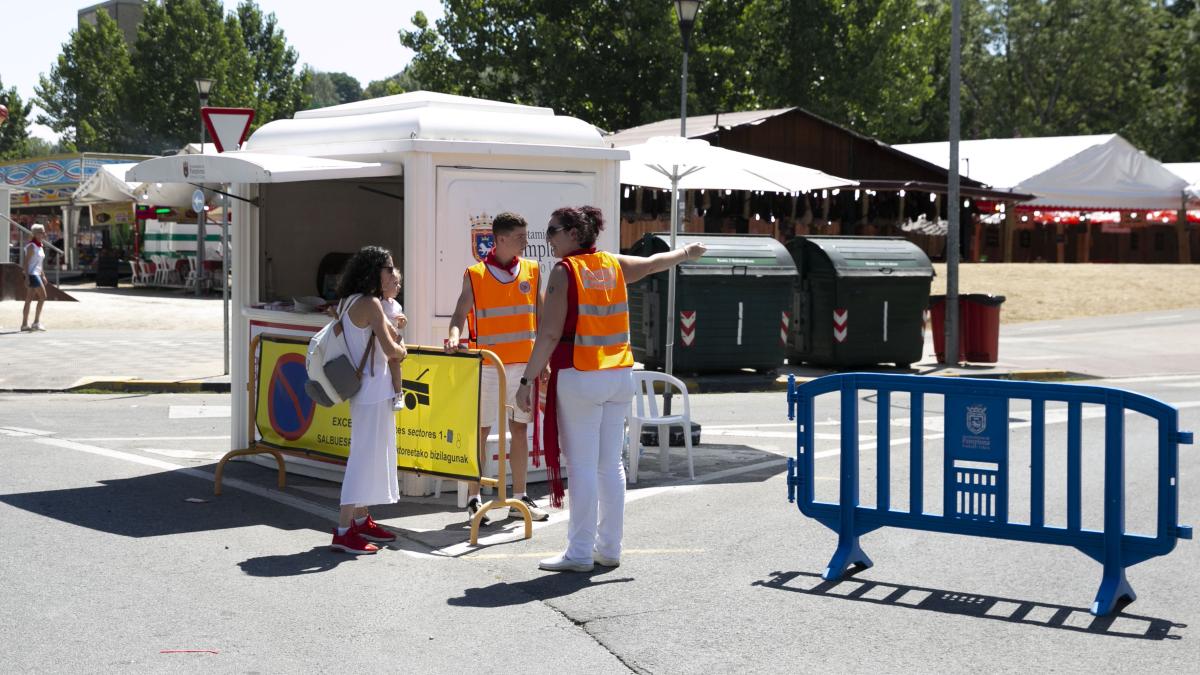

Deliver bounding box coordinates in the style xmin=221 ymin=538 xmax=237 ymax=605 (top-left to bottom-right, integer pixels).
xmin=833 ymin=308 xmax=848 ymax=343
xmin=680 ymin=310 xmax=697 ymax=347
xmin=780 ymin=311 xmax=790 ymax=346
xmin=201 ymin=106 xmax=256 ymax=153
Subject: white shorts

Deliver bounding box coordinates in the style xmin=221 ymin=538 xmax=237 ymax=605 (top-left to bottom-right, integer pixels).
xmin=480 ymin=363 xmax=532 ymax=428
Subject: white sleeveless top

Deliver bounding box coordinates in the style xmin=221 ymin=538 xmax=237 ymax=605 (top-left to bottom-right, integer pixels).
xmin=340 ymin=294 xmax=393 ymax=405
xmin=25 ymin=243 xmax=45 ymax=277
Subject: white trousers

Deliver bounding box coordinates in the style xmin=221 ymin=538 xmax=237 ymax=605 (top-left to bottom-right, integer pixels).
xmin=341 ymin=399 xmax=400 ymax=507
xmin=556 ymin=367 xmax=634 ymax=561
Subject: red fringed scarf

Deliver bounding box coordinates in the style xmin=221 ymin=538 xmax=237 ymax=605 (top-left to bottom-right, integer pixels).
xmin=29 ymin=238 xmax=43 ymax=248
xmin=540 ymin=247 xmax=597 ymax=508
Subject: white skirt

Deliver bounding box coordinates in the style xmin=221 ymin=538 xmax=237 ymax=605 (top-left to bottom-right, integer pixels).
xmin=341 ymin=399 xmax=400 ymax=507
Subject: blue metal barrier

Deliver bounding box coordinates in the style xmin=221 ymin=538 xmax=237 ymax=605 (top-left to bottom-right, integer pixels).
xmin=785 ymin=373 xmax=1193 ymax=616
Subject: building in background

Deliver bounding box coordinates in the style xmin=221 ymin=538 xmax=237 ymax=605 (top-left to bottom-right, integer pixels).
xmin=78 ymin=0 xmax=145 ymax=46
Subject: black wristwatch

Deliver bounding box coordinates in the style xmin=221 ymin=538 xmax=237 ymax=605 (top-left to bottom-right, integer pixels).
xmin=519 ymin=376 xmax=530 ymax=386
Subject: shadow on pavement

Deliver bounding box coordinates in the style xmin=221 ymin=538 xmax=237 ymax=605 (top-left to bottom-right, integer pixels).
xmin=448 ymin=568 xmax=633 ymax=608
xmin=754 ymin=570 xmax=1185 ymax=641
xmin=237 ymin=546 xmax=369 ymax=577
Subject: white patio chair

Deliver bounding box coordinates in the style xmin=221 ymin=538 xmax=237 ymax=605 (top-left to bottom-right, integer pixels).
xmin=128 ymin=260 xmax=142 ymax=286
xmin=626 ymin=371 xmax=694 ymax=484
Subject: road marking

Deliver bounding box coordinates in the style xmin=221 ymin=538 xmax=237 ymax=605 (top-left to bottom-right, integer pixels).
xmin=64 ymin=435 xmax=230 ymax=442
xmin=468 ymin=547 xmax=707 ymax=560
xmin=141 ymin=448 xmax=229 ymax=460
xmin=1101 ymin=374 xmax=1200 ymax=384
xmin=703 ymin=423 xmax=796 ymax=429
xmin=27 ymin=436 xmax=435 ymax=559
xmin=169 ymin=405 xmax=231 ymax=419
xmin=0 ymin=426 xmax=56 ymax=437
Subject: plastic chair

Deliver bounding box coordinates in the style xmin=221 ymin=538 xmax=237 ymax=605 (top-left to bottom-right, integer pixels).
xmin=626 ymin=371 xmax=694 ymax=484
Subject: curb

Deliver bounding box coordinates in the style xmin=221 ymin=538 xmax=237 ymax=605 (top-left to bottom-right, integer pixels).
xmin=67 ymin=380 xmax=232 ymax=394
xmin=0 ymin=380 xmax=232 ymax=394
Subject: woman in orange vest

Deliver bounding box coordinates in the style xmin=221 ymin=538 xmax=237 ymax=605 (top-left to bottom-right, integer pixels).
xmin=516 ymin=206 xmax=705 ymax=572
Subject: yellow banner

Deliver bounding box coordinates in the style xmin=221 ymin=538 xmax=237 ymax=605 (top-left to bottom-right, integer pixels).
xmin=254 ymin=337 xmax=482 ymax=481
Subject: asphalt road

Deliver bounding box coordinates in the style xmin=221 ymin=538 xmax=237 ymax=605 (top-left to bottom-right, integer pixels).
xmin=2 ymin=371 xmax=1198 ymax=672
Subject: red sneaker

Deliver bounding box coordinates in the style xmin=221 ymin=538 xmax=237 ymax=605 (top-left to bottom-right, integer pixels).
xmin=351 ymin=516 xmax=397 ymax=543
xmin=331 ymin=528 xmax=379 ymax=554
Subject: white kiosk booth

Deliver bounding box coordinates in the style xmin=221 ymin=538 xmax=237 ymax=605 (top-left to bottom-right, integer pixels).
xmin=127 ymin=91 xmax=627 ymax=494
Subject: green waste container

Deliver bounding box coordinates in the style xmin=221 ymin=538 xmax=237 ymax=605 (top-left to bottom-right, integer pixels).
xmin=786 ymin=236 xmax=933 ymax=368
xmin=628 ymin=233 xmax=797 ymax=374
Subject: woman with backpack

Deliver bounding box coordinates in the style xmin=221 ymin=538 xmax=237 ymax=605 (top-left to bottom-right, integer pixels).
xmin=331 ymin=245 xmax=408 ymax=554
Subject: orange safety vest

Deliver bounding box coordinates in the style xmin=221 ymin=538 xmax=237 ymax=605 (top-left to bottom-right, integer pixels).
xmin=466 ymin=258 xmax=540 ymax=365
xmin=562 ymin=251 xmax=633 ymax=371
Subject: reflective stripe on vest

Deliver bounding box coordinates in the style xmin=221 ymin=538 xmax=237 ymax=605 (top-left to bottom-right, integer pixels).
xmin=578 ymin=302 xmax=629 ymax=317
xmin=564 ymin=251 xmax=634 ymax=371
xmin=467 ymin=259 xmax=539 ymax=365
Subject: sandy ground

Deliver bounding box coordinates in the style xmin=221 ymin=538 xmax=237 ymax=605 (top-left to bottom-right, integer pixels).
xmin=2 ymin=264 xmax=1198 ymax=330
xmin=0 ymin=284 xmax=226 ymax=331
xmin=931 ymin=263 xmax=1200 ymax=323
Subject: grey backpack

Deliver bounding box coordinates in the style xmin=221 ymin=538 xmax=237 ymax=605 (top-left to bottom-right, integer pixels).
xmin=303 ymin=294 xmax=376 ymax=407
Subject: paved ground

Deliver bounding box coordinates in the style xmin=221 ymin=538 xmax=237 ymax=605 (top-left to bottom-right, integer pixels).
xmin=1 ymin=372 xmax=1198 ymax=671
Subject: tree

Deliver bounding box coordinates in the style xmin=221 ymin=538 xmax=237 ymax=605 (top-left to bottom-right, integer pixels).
xmin=0 ymin=80 xmax=35 ymax=160
xmin=236 ymin=1 xmax=310 ymax=127
xmin=362 ymin=68 xmax=420 ymax=99
xmin=303 ymin=68 xmax=341 ymax=109
xmin=127 ymin=0 xmax=256 ymax=153
xmin=400 ymin=2 xmax=683 ymax=132
xmin=736 ymin=0 xmax=943 ymax=143
xmin=327 ymin=72 xmax=362 ymax=104
xmin=34 ymin=8 xmax=134 ymax=151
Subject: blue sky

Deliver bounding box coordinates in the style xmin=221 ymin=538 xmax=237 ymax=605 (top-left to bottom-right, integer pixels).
xmin=2 ymin=1 xmax=445 ymax=140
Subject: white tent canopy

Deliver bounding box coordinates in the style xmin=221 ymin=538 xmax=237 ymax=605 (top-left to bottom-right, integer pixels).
xmin=73 ymin=162 xmax=197 ymax=207
xmin=1167 ymin=163 xmax=1200 ymax=206
xmin=894 ymin=134 xmax=1187 ymax=210
xmin=620 ymin=136 xmax=852 ymax=193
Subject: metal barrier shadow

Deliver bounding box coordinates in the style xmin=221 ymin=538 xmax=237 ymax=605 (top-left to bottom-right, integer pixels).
xmin=754 ymin=570 xmax=1184 ymax=641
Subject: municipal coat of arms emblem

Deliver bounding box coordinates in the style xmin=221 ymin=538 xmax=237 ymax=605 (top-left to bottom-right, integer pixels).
xmin=470 ymin=213 xmax=494 ymax=262
xmin=966 ymin=404 xmax=987 ymax=435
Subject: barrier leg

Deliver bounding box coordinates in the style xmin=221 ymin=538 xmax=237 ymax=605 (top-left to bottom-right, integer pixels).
xmin=824 ymin=532 xmax=873 ymax=581
xmin=823 ymin=381 xmax=873 ymax=580
xmin=214 ymin=445 xmax=286 ymax=495
xmin=1092 ymin=396 xmax=1135 ymax=616
xmin=1091 ymin=559 xmax=1135 ymax=616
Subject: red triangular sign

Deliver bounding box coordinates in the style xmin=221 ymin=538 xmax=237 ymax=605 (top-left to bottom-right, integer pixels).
xmin=201 ymin=107 xmax=256 ymax=153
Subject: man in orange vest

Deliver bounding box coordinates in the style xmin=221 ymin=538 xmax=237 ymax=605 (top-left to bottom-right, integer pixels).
xmin=446 ymin=212 xmax=549 ymax=524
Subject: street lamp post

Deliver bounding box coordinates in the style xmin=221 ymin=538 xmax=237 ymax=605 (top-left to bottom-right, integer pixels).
xmin=194 ymin=78 xmax=214 ymax=297
xmin=667 ymin=0 xmax=701 ymax=380
xmin=663 ymin=0 xmax=700 ymax=420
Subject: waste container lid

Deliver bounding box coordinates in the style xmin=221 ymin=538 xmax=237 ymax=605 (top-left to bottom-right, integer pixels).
xmin=787 ymin=236 xmax=934 ymax=278
xmin=630 ymin=232 xmax=798 ymax=277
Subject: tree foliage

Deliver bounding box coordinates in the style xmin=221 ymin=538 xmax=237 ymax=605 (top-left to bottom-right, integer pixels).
xmin=401 ymin=0 xmax=1199 ymax=159
xmin=33 ymin=0 xmax=309 ymax=155
xmin=34 ymin=9 xmax=134 ymax=151
xmin=236 ymin=1 xmax=310 ymax=128
xmin=0 ymin=79 xmax=35 ymax=160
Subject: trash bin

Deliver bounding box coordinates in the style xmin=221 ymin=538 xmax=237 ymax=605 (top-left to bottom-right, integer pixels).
xmin=929 ymin=294 xmax=1006 ymax=363
xmin=95 ymin=249 xmax=120 ymax=288
xmin=785 ymin=236 xmax=933 ymax=368
xmin=628 ymin=232 xmax=797 ymax=374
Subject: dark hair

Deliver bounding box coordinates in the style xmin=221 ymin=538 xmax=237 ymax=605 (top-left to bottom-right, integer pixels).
xmin=492 ymin=211 xmax=527 ymax=236
xmin=335 ymin=245 xmax=393 ymax=299
xmin=549 ymin=205 xmax=605 ymax=248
